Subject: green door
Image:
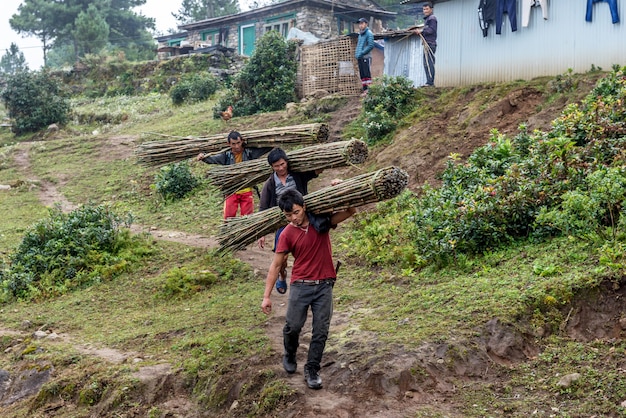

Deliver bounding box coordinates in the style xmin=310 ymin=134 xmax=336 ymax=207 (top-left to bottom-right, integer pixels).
xmin=241 ymin=25 xmax=256 ymax=56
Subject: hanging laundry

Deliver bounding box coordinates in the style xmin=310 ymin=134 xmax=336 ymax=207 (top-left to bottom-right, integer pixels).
xmin=522 ymin=0 xmax=549 ymax=27
xmin=478 ymin=0 xmax=497 ymax=37
xmin=496 ymin=0 xmax=518 ymax=34
xmin=585 ymin=0 xmax=620 ymax=23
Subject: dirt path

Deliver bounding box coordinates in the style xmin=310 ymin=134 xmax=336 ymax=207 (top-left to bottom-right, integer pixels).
xmin=11 ymin=141 xmax=218 ymax=249
xmin=13 ymin=143 xmax=78 ymax=213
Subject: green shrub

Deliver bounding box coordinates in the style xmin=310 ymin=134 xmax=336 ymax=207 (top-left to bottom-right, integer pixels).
xmin=169 ymin=82 xmax=190 ymax=105
xmin=155 ymin=267 xmax=218 ymax=300
xmin=153 ymin=161 xmax=199 ymax=200
xmin=548 ymin=68 xmax=576 ymax=93
xmin=154 ymin=251 xmax=253 ymax=299
xmin=550 ymin=65 xmax=626 ymax=146
xmin=0 ymin=205 xmax=143 ymax=301
xmin=536 ymin=167 xmax=626 ymax=241
xmin=1 ymin=70 xmax=70 ymax=134
xmin=215 ymin=31 xmax=297 ymax=117
xmin=169 ymin=71 xmax=219 ymax=105
xmin=362 ymin=75 xmax=417 ymax=144
xmin=339 ymin=190 xmax=423 ymax=269
xmin=344 ymin=66 xmax=626 ymax=268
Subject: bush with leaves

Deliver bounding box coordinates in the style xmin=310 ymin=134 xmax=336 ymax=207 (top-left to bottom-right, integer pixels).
xmin=0 ymin=205 xmax=144 ymax=301
xmin=154 ymin=254 xmax=252 ymax=300
xmin=155 ymin=267 xmax=218 ymax=300
xmin=153 ymin=161 xmax=199 ymax=200
xmin=550 ymin=64 xmax=626 ymax=146
xmin=169 ymin=71 xmax=219 ymax=105
xmin=347 ymin=68 xmax=626 ymax=267
xmin=338 ymin=190 xmax=423 ymax=269
xmin=342 ymin=66 xmax=626 ymax=268
xmin=214 ymin=31 xmax=297 ymax=117
xmin=536 ymin=167 xmax=626 ymax=241
xmin=362 ymin=75 xmax=417 ymax=144
xmin=1 ymin=70 xmax=70 ymax=134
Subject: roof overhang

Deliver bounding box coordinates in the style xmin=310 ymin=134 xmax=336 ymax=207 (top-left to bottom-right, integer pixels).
xmin=180 ymin=0 xmax=396 ymax=31
xmin=155 ymin=32 xmax=188 ymax=42
xmin=399 ymin=0 xmax=451 ymax=4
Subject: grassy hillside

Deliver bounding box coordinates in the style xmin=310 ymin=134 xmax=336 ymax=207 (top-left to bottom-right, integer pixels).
xmin=0 ymin=68 xmax=625 ymax=417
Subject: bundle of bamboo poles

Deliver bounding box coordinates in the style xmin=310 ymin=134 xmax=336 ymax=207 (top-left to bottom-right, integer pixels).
xmin=216 ymin=166 xmax=409 ymax=252
xmin=207 ymin=139 xmax=368 ymax=197
xmin=135 ymin=123 xmax=330 ymax=167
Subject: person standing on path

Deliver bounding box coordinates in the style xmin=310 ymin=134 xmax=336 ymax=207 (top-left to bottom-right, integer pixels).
xmin=355 ymin=17 xmax=375 ymax=95
xmin=261 ymin=189 xmax=356 ymax=389
xmin=414 ymin=2 xmax=438 ymax=86
xmin=197 ymin=131 xmax=272 ymax=219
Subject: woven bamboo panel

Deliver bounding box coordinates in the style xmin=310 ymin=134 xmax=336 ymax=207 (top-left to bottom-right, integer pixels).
xmin=300 ymin=37 xmax=362 ymax=97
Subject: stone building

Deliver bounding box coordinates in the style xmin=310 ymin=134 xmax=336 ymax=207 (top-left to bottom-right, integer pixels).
xmin=156 ymin=0 xmax=394 ymax=58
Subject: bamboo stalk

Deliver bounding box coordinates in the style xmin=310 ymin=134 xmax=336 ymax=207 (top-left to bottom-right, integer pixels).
xmin=216 ymin=166 xmax=409 ymax=252
xmin=207 ymin=139 xmax=368 ymax=196
xmin=135 ymin=123 xmax=330 ymax=167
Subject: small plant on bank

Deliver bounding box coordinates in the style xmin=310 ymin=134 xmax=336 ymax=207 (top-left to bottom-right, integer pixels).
xmin=362 ymin=75 xmax=417 ymax=144
xmin=155 ymin=267 xmax=218 ymax=300
xmin=153 ymin=161 xmax=199 ymax=200
xmin=169 ymin=71 xmax=219 ymax=105
xmin=548 ymin=68 xmax=576 ymax=93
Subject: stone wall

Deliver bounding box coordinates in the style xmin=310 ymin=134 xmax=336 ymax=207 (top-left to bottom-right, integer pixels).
xmin=296 ymin=6 xmax=339 ymax=39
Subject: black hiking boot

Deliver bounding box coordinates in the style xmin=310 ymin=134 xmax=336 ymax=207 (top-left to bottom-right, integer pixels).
xmin=304 ymin=366 xmax=322 ymax=389
xmin=283 ymin=353 xmax=297 ymax=374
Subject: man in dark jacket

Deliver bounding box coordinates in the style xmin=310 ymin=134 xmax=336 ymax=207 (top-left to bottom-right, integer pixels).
xmin=197 ymin=131 xmax=272 ymax=219
xmin=414 ymin=2 xmax=438 ymax=86
xmin=257 ymin=148 xmax=319 ymax=294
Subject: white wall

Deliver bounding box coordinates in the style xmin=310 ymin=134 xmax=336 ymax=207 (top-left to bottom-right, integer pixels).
xmin=435 ymin=0 xmax=626 ymax=86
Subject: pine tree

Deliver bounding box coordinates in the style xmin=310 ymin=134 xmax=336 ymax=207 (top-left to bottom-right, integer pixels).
xmin=73 ymin=5 xmax=110 ymax=56
xmin=0 ymin=43 xmax=29 ymax=74
xmin=173 ymin=0 xmax=239 ymax=25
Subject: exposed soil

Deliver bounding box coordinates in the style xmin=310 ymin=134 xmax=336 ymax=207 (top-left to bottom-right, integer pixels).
xmin=3 ymin=80 xmax=624 ymax=417
xmin=12 ymin=144 xmax=77 ymax=213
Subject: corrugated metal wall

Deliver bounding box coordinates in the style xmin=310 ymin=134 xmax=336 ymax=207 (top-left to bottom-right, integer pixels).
xmin=435 ymin=0 xmax=626 ymax=86
xmin=383 ymin=37 xmax=428 ymax=87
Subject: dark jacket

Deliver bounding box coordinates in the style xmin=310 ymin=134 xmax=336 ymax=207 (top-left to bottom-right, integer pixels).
xmin=259 ymin=170 xmax=318 ymax=211
xmin=421 ymin=14 xmax=438 ymax=47
xmin=478 ymin=0 xmax=496 ymax=37
xmin=201 ymin=147 xmax=273 ymax=165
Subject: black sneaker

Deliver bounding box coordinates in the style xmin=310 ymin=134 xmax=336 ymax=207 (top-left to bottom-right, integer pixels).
xmin=282 ymin=353 xmax=296 ymax=374
xmin=304 ymin=367 xmax=322 ymax=389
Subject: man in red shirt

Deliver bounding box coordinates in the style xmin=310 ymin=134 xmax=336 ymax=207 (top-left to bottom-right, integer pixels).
xmin=261 ymin=189 xmax=356 ymax=389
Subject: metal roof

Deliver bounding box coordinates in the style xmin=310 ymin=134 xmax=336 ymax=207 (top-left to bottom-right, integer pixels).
xmin=180 ymin=0 xmax=396 ymax=30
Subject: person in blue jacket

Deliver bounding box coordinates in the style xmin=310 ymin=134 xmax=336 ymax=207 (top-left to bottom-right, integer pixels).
xmin=355 ymin=17 xmax=375 ymax=95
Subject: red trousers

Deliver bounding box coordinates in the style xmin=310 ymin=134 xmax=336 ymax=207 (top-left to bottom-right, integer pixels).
xmin=224 ymin=191 xmax=254 ymax=219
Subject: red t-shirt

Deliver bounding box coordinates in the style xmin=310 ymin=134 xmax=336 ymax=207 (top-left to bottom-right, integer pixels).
xmin=276 ymin=222 xmax=335 ymax=282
